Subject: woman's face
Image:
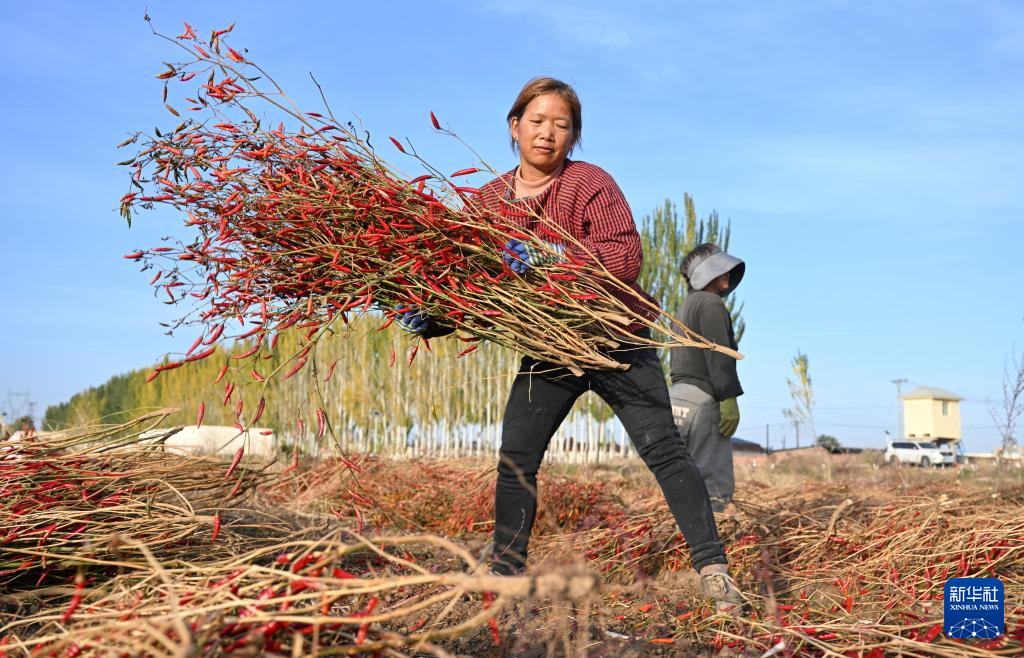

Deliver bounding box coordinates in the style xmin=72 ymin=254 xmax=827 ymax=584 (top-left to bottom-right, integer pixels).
xmin=510 ymin=93 xmax=573 ymax=176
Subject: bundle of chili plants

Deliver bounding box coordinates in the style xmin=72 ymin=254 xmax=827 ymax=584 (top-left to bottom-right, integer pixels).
xmin=119 ymin=21 xmax=739 ymax=393
xmin=0 ymin=410 xmax=267 ymax=583
xmin=7 ymin=532 xmax=597 ymax=658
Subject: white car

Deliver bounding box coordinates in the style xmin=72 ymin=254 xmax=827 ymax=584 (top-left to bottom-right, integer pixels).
xmin=885 ymin=441 xmax=945 ymax=467
xmin=936 ymin=443 xmax=957 ymax=466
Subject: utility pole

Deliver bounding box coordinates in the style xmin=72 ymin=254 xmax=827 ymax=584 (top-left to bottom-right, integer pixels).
xmin=765 ymin=424 xmax=770 ymax=453
xmin=891 ymin=379 xmax=909 ymax=439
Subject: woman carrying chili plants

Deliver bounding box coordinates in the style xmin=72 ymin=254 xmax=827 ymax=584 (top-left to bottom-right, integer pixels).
xmin=400 ymin=77 xmax=745 ymax=614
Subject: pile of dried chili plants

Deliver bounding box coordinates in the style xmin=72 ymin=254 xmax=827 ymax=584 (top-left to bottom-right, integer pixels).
xmin=118 ymin=21 xmax=738 ymax=410
xmin=0 ymin=409 xmax=266 ymax=586
xmin=0 ymin=415 xmax=598 ymax=657
xmin=8 ymin=533 xmax=596 ymax=658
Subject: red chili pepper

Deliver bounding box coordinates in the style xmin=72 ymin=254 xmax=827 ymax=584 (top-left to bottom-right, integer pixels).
xmin=211 ymin=512 xmax=221 ymax=541
xmin=389 ymin=137 xmax=405 ymax=153
xmin=252 ymin=397 xmax=266 ymax=424
xmin=214 ymin=362 xmax=229 ymax=384
xmin=225 ymin=446 xmax=244 ymax=479
xmin=922 ymin=623 xmax=943 ymax=643
xmin=227 ymin=473 xmax=244 ymax=498
xmin=196 ymin=402 xmax=205 ymax=428
xmin=430 ymin=111 xmax=441 ymax=130
xmin=186 ymin=345 xmax=216 ymax=362
xmin=457 ymin=344 xmax=479 ymax=358
xmin=222 ymin=382 xmax=235 ymax=405
xmin=356 ymin=596 xmax=380 ymax=643
xmin=483 ymin=591 xmax=501 ymax=645
xmin=205 ymin=323 xmax=224 ymax=344
xmin=283 ymin=356 xmax=308 ymax=380
xmin=316 ymin=408 xmax=326 ymax=437
xmin=450 ymin=167 xmax=479 ymax=177
xmin=61 ymin=572 xmax=85 ymax=624
xmin=232 ymin=343 xmax=261 ymax=360
xmin=281 ymin=446 xmax=299 ymax=476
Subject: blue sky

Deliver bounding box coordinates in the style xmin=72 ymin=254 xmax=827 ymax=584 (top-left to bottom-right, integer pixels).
xmin=1 ymin=1 xmax=1022 ymax=451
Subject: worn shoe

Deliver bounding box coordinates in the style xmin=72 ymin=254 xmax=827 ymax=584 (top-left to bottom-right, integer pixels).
xmin=477 ymin=542 xmax=524 ymax=576
xmin=700 ymin=570 xmax=745 ymax=616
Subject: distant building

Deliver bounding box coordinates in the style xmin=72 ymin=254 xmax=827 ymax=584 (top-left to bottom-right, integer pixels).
xmin=902 ymin=386 xmax=962 ymax=446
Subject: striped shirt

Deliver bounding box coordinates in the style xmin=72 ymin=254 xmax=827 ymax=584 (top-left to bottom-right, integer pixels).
xmin=475 ymin=159 xmax=659 ymax=331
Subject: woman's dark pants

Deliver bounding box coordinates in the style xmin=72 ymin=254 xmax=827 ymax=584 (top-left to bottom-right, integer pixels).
xmin=491 ymin=339 xmax=727 ymax=574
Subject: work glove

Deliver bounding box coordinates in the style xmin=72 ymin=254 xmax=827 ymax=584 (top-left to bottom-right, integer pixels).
xmin=719 ymin=397 xmax=740 ymax=438
xmin=395 ymin=306 xmax=433 ymax=336
xmin=502 ymin=239 xmax=565 ymax=274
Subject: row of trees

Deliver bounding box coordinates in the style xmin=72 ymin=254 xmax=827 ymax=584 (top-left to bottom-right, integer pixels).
xmin=46 ymin=196 xmax=745 ymax=461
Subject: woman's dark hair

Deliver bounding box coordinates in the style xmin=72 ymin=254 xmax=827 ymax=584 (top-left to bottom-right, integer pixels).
xmin=681 ymin=243 xmax=720 ymax=290
xmin=507 ymin=77 xmax=582 ymax=154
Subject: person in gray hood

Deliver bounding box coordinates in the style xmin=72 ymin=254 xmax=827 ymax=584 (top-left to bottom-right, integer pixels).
xmin=670 ymin=243 xmax=745 ymax=513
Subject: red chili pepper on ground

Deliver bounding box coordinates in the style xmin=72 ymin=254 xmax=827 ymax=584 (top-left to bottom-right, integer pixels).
xmin=61 ymin=572 xmax=85 ymax=624
xmin=356 ymin=597 xmax=380 ymax=643
xmin=211 ymin=512 xmax=221 ymax=541
xmin=922 ymin=623 xmax=943 ymax=643
xmin=483 ymin=591 xmax=501 ymax=645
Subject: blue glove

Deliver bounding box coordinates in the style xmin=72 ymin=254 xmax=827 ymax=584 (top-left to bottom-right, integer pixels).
xmin=502 ymin=239 xmax=565 ymax=274
xmin=395 ymin=306 xmax=432 ymax=335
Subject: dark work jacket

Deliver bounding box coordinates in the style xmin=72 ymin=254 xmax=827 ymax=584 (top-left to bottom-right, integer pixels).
xmin=669 ymin=291 xmax=743 ymax=401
